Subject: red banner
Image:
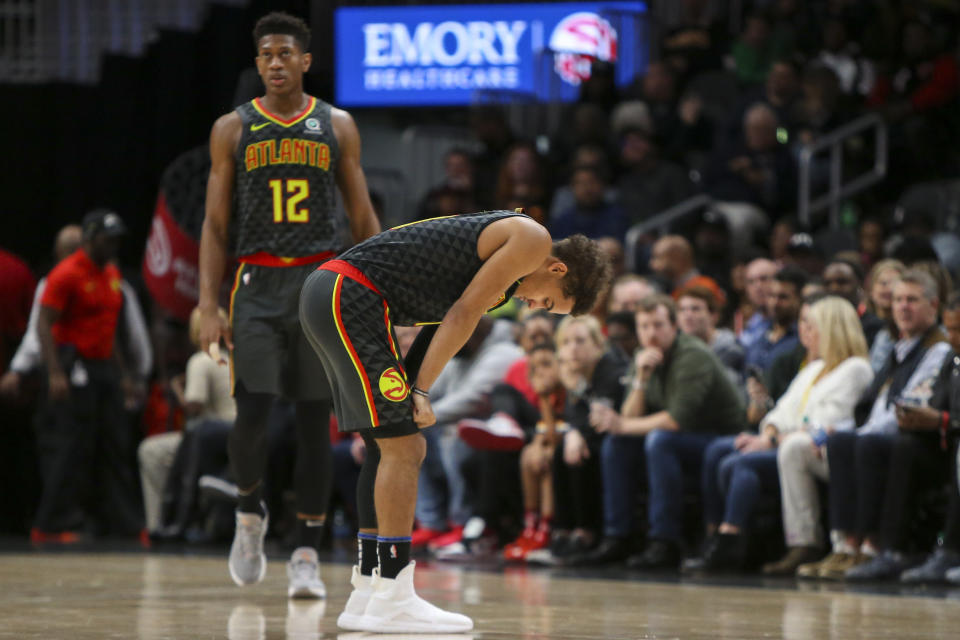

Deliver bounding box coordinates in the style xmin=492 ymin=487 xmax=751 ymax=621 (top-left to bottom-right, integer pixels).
xmin=142 ymin=192 xmax=202 ymax=322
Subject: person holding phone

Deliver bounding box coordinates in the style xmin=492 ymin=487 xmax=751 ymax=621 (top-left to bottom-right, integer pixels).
xmin=797 ymin=270 xmax=951 ymax=580
xmin=688 ymin=295 xmax=872 ymax=573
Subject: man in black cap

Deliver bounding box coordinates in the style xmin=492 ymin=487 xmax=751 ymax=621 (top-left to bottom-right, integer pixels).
xmin=32 ymin=208 xmax=144 ymax=542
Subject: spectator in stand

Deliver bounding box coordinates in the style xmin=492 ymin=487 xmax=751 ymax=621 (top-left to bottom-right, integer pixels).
xmin=549 ymin=165 xmax=627 ymax=243
xmin=737 ymin=256 xmax=778 ymax=345
xmin=470 ymin=105 xmax=514 ymax=209
xmin=629 ymin=62 xmax=713 ymax=164
xmin=615 ymin=126 xmax=695 ymax=226
xmin=495 ymin=142 xmax=550 ymax=217
xmin=449 ymin=313 xmax=556 ymax=558
xmin=769 ymin=217 xmax=796 ymax=263
xmin=503 ymin=341 xmax=567 ymax=562
xmin=137 ymin=307 xmax=236 ymax=539
xmin=793 ymin=64 xmax=850 ymax=146
xmin=32 ymin=210 xmax=143 ymax=542
xmin=548 ymin=316 xmax=626 ymax=562
xmin=731 ymin=12 xmax=789 ymax=86
xmin=587 ymin=295 xmax=745 ymax=569
xmin=605 ymin=311 xmax=639 ymax=362
xmin=415 ymin=316 xmax=524 ymax=552
xmin=865 ymin=260 xmax=906 ymax=373
xmin=782 ymin=233 xmax=826 ymax=279
xmin=549 ymin=145 xmax=617 ymax=223
xmin=751 ymin=297 xmax=873 ymax=575
xmin=417 ymin=149 xmax=477 ymax=220
xmin=744 ymin=266 xmax=806 ymax=375
xmin=858 ymin=216 xmax=886 ymax=270
xmin=657 ymin=0 xmax=727 ymax=83
xmin=899 ymin=292 xmax=960 ymax=583
xmin=691 ymin=295 xmax=870 ymax=572
xmin=798 ymin=270 xmax=951 ymax=580
xmin=868 ymin=17 xmax=960 ymax=182
xmin=838 ymin=280 xmax=958 ymax=581
xmin=704 ymin=103 xmax=797 ymax=215
xmin=816 ymin=17 xmax=876 ymax=96
xmin=822 ymin=259 xmax=885 ymax=345
xmin=691 ymin=210 xmax=734 ymax=294
xmin=731 ymin=58 xmax=803 ymax=143
xmin=649 ymin=235 xmax=725 ymax=304
xmin=607 ymin=274 xmax=659 ymax=315
xmin=677 ymin=286 xmax=745 ymax=384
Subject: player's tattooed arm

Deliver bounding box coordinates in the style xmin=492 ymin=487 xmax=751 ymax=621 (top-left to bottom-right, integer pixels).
xmin=332 ymin=108 xmax=380 ymax=244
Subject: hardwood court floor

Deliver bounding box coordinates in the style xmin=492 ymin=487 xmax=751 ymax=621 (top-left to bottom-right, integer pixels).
xmin=3 ymin=553 xmax=960 ymax=639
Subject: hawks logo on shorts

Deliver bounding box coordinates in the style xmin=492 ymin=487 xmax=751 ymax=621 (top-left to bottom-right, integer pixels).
xmin=378 ymin=367 xmax=409 ymax=402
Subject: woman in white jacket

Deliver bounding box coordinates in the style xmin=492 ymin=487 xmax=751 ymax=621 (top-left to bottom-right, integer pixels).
xmin=760 ymin=297 xmax=874 ymax=574
xmin=689 ymin=295 xmax=872 ymax=573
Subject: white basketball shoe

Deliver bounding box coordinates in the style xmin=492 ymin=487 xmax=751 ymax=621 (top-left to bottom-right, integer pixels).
xmin=336 ymin=565 xmax=374 ymax=630
xmin=356 ymin=561 xmax=473 ymax=633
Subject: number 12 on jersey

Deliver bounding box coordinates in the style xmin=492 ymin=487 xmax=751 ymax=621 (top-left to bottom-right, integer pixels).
xmin=269 ymin=178 xmax=310 ymax=223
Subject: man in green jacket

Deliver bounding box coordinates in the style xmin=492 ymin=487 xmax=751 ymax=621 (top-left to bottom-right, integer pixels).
xmin=590 ymin=294 xmax=745 ymax=568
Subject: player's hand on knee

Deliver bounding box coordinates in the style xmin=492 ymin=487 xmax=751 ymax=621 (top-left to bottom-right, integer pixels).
xmin=412 ymin=393 xmax=436 ymax=429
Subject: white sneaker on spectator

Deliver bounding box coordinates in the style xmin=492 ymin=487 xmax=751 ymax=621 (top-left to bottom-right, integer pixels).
xmin=287 ymin=547 xmax=326 ymax=598
xmin=337 ymin=565 xmax=374 ymax=630
xmin=229 ymin=507 xmax=268 ymax=586
xmin=356 ymin=562 xmax=473 ymax=633
xmin=458 ymin=412 xmax=525 ymax=451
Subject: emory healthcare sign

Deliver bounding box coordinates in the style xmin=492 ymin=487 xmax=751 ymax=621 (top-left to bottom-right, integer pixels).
xmin=335 ymin=2 xmax=646 ymax=106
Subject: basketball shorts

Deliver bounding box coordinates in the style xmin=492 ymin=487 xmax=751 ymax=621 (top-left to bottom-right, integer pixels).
xmin=229 ymin=262 xmax=331 ymax=401
xmin=299 ymin=266 xmax=419 ymax=438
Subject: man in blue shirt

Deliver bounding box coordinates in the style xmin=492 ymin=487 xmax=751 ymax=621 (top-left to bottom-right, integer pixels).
xmin=744 ymin=266 xmax=806 ymax=374
xmin=550 ymin=165 xmax=627 ymax=243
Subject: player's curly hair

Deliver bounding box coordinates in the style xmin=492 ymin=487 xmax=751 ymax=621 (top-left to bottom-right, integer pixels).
xmin=552 ymin=234 xmax=613 ymax=316
xmin=253 ymin=12 xmax=311 ymax=52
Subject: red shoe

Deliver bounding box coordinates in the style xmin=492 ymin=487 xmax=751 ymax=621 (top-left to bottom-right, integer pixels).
xmin=458 ymin=413 xmax=525 ymax=451
xmin=428 ymin=525 xmax=464 ymax=552
xmin=504 ymin=527 xmax=537 ymax=562
xmin=411 ymin=526 xmax=447 ymax=548
xmin=30 ymin=528 xmax=80 ymax=545
xmin=526 ymin=526 xmax=550 ymax=551
xmin=139 ymin=528 xmax=152 ymax=549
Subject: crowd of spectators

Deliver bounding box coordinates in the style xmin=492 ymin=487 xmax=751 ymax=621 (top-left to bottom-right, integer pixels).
xmin=2 ymin=0 xmax=960 ymax=589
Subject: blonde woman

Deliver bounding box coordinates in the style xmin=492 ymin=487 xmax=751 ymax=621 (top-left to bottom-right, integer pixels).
xmin=761 ymin=297 xmax=874 ymax=574
xmin=548 ymin=315 xmax=627 ymax=561
xmin=690 ymin=295 xmax=872 ymax=573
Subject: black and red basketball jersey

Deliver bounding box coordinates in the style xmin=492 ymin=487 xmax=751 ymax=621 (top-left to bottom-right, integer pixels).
xmin=233 ymin=96 xmax=343 ymax=259
xmin=336 ymin=210 xmax=527 ymax=326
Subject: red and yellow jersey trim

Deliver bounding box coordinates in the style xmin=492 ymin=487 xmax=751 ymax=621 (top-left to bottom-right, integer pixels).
xmin=227 ymin=264 xmax=245 ymax=394
xmin=251 ymin=96 xmax=316 ymax=128
xmin=238 ymin=250 xmax=335 ymax=268
xmin=332 ymin=274 xmax=380 ymax=427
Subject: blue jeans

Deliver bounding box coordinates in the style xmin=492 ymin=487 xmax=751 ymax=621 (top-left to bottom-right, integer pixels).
xmin=415 ymin=425 xmax=474 ymax=529
xmin=646 ymin=429 xmax=717 ymax=542
xmin=702 ymin=435 xmax=738 ymax=526
xmin=600 ymin=434 xmax=647 ymax=537
xmin=719 ymin=448 xmax=780 ymax=528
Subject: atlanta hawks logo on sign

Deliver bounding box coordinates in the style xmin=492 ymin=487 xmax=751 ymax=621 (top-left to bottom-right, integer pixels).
xmin=549 ymin=12 xmax=618 ymax=86
xmin=378 ymin=367 xmax=409 ymax=402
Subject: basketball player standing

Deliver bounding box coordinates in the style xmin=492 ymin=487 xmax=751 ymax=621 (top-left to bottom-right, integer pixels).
xmin=198 ymin=12 xmax=379 ymax=598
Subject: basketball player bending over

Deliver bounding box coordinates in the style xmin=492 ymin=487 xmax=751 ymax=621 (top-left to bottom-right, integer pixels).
xmin=299 ymin=211 xmax=611 ymax=633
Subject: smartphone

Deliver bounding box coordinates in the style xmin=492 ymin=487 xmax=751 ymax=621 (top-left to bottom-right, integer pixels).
xmin=810 ymin=426 xmax=829 ymax=447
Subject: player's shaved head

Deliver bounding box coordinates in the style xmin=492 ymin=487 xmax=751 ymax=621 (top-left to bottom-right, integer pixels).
xmin=55 ymin=224 xmax=82 ymax=260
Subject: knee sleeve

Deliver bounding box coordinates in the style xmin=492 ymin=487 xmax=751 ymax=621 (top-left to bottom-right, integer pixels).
xmin=228 ymin=382 xmax=274 ymax=490
xmin=293 ymin=400 xmax=333 ymax=515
